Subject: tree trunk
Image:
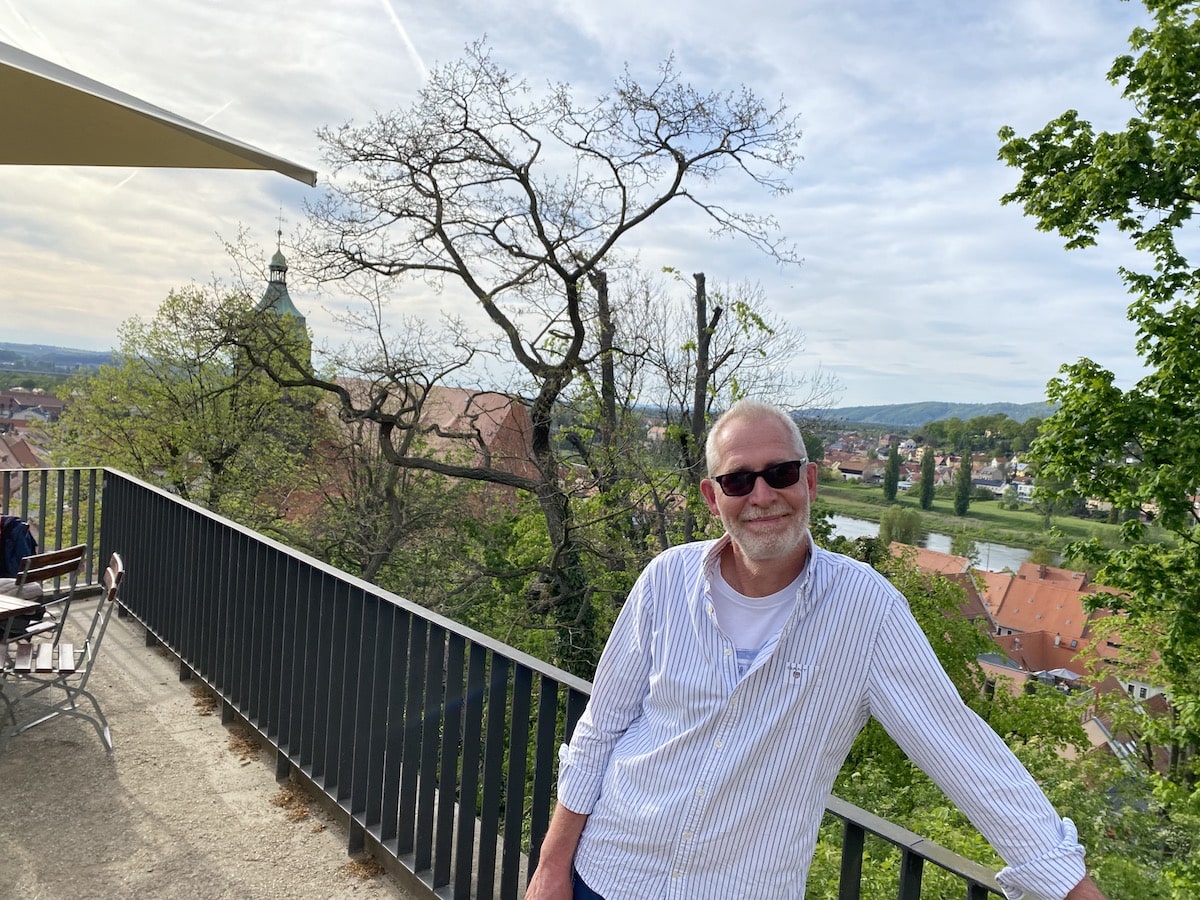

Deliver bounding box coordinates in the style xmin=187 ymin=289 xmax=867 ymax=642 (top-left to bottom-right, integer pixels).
xmin=681 ymin=273 xmax=721 ymax=542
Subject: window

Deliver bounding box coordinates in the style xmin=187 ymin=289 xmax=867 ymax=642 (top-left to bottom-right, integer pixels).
xmin=1139 ymin=687 xmax=1147 ymax=699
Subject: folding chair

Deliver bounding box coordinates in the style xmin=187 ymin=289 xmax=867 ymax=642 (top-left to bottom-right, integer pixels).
xmin=0 ymin=544 xmax=88 ymax=646
xmin=2 ymin=553 xmax=124 ymax=754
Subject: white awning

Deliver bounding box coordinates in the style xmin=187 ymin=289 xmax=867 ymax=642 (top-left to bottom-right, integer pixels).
xmin=0 ymin=40 xmax=317 ymax=186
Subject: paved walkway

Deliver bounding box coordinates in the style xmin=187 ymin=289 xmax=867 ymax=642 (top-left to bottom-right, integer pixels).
xmin=0 ymin=599 xmax=420 ymax=900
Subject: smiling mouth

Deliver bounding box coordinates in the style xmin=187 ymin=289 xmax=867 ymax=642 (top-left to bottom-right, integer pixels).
xmin=743 ymin=512 xmax=788 ymax=525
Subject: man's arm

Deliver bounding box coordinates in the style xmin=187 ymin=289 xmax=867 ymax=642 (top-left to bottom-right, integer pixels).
xmin=524 ymin=802 xmax=589 ymax=900
xmin=1065 ymin=874 xmax=1106 ymax=899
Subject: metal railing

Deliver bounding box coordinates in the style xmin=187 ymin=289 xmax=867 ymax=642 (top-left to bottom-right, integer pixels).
xmin=2 ymin=466 xmax=1003 ymax=899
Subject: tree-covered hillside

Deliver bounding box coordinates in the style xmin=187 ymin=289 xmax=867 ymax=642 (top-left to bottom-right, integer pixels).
xmin=803 ymin=400 xmax=1056 ymax=428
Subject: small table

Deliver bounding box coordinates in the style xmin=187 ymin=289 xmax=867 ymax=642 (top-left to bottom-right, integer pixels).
xmin=0 ymin=594 xmax=45 ymax=644
xmin=1 ymin=592 xmax=48 ymax=681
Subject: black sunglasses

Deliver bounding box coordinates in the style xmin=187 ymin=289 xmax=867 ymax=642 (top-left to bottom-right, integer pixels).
xmin=711 ymin=459 xmax=808 ymax=497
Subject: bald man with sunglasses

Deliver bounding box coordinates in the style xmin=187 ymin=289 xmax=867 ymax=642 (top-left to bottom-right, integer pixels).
xmin=526 ymin=400 xmax=1105 ymax=900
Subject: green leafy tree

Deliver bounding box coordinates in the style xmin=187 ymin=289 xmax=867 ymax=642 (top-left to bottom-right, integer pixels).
xmin=949 ymin=531 xmax=979 ymax=565
xmin=882 ymin=439 xmax=900 ymax=501
xmin=51 ymin=285 xmax=316 ymax=527
xmin=998 ymin=1 xmax=1200 ymax=888
xmin=954 ymin=454 xmax=972 ymax=516
xmin=878 ymin=506 xmax=923 ymax=546
xmin=919 ymin=446 xmax=936 ymax=509
xmin=1000 ymin=483 xmax=1019 ymax=509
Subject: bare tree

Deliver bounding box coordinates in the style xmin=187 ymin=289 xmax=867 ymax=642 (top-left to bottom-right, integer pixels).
xmin=601 ymin=270 xmax=839 ymax=545
xmin=288 ymin=41 xmax=801 ymax=672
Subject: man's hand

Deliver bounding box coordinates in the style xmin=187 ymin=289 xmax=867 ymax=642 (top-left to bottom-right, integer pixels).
xmin=524 ymin=863 xmax=574 ymax=900
xmin=524 ymin=802 xmax=589 ymax=900
xmin=1064 ymin=874 xmax=1106 ymax=899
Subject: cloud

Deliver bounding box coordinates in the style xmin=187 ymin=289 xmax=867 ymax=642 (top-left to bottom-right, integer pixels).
xmin=0 ymin=0 xmax=1156 ymax=407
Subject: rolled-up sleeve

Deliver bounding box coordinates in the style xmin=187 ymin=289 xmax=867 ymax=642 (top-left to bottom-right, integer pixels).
xmin=994 ymin=817 xmax=1087 ymax=900
xmin=556 ymin=569 xmax=657 ymax=814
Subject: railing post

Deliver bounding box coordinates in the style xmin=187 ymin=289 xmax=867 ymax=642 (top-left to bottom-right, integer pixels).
xmin=898 ymin=849 xmax=924 ymax=900
xmin=838 ymin=819 xmax=865 ymax=900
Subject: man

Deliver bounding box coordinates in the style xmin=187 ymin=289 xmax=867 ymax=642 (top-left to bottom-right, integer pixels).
xmin=525 ymin=400 xmax=1106 ymax=900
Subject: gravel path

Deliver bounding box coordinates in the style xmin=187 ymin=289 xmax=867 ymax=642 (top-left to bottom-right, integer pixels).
xmin=0 ymin=600 xmax=417 ymax=900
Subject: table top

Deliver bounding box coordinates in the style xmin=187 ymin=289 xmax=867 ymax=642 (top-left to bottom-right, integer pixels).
xmin=0 ymin=593 xmax=42 ymax=622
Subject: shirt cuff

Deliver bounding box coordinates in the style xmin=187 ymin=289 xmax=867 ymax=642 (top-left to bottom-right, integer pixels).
xmin=556 ymin=742 xmax=604 ymax=815
xmin=994 ymin=817 xmax=1087 ymax=900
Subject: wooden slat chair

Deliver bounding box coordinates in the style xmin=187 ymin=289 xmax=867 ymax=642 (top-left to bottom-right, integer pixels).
xmin=2 ymin=553 xmax=124 ymax=754
xmin=0 ymin=544 xmax=88 ymax=647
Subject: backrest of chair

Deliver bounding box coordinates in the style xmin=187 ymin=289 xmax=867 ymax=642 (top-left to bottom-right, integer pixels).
xmin=76 ymin=553 xmax=125 ymax=683
xmin=16 ymin=544 xmax=86 ymax=590
xmin=102 ymin=552 xmax=124 ymax=602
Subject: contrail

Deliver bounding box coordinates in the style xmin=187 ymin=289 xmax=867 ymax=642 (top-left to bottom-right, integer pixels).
xmin=379 ymin=0 xmax=428 ymax=81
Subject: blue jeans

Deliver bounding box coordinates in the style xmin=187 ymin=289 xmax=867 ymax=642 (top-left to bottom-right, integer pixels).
xmin=573 ymin=869 xmax=605 ymax=900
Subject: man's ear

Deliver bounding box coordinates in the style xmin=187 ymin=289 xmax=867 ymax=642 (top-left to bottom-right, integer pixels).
xmin=700 ymin=478 xmax=721 ymax=516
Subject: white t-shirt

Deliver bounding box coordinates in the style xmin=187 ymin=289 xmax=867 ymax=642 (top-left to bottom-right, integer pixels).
xmin=710 ymin=565 xmax=801 ymax=677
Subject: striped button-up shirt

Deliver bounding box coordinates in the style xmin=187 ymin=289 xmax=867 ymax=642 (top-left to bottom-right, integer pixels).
xmin=558 ymin=536 xmax=1086 ymax=899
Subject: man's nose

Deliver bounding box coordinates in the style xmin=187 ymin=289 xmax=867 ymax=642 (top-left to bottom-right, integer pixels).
xmin=746 ymin=473 xmax=780 ymax=502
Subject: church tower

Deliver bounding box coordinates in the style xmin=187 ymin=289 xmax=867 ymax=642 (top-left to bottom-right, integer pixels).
xmin=256 ymin=230 xmax=306 ymax=325
xmin=255 ymin=229 xmax=312 ymax=373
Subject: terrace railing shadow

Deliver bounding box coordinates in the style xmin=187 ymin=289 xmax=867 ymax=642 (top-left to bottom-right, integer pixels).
xmin=2 ymin=467 xmax=1003 ymax=900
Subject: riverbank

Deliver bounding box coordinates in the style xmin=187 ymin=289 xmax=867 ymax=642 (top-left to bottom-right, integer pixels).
xmin=813 ymin=480 xmax=1130 ymax=555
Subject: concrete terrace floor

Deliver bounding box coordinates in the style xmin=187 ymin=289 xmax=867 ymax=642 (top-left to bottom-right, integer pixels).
xmin=0 ymin=597 xmax=421 ymax=900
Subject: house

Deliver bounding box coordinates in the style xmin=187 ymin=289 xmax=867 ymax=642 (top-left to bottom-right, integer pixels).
xmin=0 ymin=433 xmax=43 ymax=468
xmin=413 ymin=386 xmax=539 ymax=483
xmin=0 ymin=388 xmax=65 ymax=435
xmin=887 ymin=543 xmax=993 ymax=629
xmin=898 ymin=543 xmax=1174 ymax=772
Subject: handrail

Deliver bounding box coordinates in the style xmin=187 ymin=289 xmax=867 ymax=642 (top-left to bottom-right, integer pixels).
xmin=2 ymin=466 xmax=1003 ymax=898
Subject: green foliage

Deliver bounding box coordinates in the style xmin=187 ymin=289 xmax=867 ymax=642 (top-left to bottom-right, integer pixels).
xmin=49 ymin=285 xmax=317 ymax=525
xmin=877 ymin=506 xmax=924 ymax=547
xmin=949 ymin=531 xmax=979 ymax=564
xmin=998 ymin=3 xmax=1200 ymax=891
xmin=919 ymin=447 xmax=936 ymax=510
xmin=954 ymin=456 xmax=972 ymax=516
xmin=920 ymin=413 xmax=1041 ymax=456
xmin=882 ymin=439 xmax=900 ymax=502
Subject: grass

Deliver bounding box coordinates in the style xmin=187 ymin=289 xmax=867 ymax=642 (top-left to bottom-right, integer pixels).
xmin=813 ymin=480 xmax=1154 ymax=554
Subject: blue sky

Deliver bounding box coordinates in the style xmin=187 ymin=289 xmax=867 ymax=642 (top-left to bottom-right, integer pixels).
xmin=0 ymin=0 xmax=1155 ymax=407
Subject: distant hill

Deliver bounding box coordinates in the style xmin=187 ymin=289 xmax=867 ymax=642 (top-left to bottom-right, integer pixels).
xmin=801 ymin=400 xmax=1056 ymax=428
xmin=0 ymin=342 xmax=113 ymax=375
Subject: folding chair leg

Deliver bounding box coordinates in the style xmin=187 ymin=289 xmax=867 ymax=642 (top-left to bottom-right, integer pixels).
xmin=17 ymin=687 xmax=114 ymax=754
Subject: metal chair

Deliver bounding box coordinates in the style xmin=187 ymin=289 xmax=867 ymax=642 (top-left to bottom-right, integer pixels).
xmin=0 ymin=543 xmax=88 ymax=646
xmin=2 ymin=552 xmax=124 ymax=754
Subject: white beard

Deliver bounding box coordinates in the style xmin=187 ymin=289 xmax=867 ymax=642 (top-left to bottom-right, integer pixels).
xmin=726 ymin=505 xmax=809 ymax=561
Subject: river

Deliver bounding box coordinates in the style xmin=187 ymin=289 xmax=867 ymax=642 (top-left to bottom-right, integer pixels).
xmin=826 ymin=514 xmax=1035 ymax=572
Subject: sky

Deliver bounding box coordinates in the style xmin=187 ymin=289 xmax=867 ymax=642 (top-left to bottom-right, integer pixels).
xmin=0 ymin=0 xmax=1157 ymax=408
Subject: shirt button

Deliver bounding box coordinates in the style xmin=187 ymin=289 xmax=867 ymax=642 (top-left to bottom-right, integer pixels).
xmin=724 ymin=647 xmax=732 ymax=656
xmin=672 ymin=870 xmax=682 ymax=879
xmin=682 ymin=831 xmax=693 ymax=841
xmin=696 ymin=787 xmax=705 ymax=798
xmin=714 ymin=739 xmax=724 ymax=749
